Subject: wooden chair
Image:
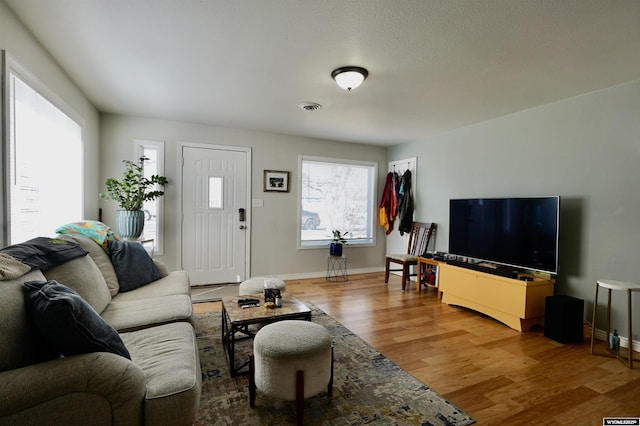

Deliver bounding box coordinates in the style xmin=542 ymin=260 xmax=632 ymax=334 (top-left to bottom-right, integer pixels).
xmin=384 ymin=222 xmax=436 ymax=291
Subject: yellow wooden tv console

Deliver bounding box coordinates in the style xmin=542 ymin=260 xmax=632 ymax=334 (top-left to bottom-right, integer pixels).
xmin=438 ymin=263 xmax=555 ymax=332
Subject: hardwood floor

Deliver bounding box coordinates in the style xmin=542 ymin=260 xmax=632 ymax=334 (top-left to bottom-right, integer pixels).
xmin=193 ymin=272 xmax=640 ymax=425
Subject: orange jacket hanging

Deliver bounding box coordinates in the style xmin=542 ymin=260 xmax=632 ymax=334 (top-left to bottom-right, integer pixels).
xmin=379 ymin=172 xmax=398 ymax=234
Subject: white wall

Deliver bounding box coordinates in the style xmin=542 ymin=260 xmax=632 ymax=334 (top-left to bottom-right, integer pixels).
xmin=99 ymin=114 xmax=388 ymax=277
xmin=0 ymin=3 xmax=100 ymax=242
xmin=388 ymin=79 xmax=640 ymax=341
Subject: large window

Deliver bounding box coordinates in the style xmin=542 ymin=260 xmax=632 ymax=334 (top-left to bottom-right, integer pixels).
xmin=299 ymin=155 xmax=377 ymax=248
xmin=134 ymin=139 xmax=165 ymax=255
xmin=5 ymin=58 xmax=83 ymax=244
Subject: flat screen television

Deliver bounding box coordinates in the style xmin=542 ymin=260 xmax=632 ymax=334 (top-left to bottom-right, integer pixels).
xmin=448 ymin=196 xmax=560 ymax=274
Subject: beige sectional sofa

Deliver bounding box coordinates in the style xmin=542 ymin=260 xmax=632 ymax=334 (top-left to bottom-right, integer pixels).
xmin=0 ymin=235 xmax=201 ymax=426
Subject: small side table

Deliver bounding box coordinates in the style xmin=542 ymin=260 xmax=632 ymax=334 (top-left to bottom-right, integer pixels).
xmin=416 ymin=257 xmax=440 ymax=296
xmin=590 ymin=279 xmax=640 ymax=368
xmin=326 ymin=256 xmax=348 ymax=282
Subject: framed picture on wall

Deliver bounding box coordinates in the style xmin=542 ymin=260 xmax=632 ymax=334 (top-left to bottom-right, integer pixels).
xmin=264 ymin=170 xmax=290 ymax=192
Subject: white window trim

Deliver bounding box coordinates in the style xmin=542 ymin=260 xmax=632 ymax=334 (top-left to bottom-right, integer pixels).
xmin=297 ymin=154 xmax=377 ymax=250
xmin=134 ymin=139 xmax=165 ymax=255
xmin=1 ymin=51 xmax=10 ymax=245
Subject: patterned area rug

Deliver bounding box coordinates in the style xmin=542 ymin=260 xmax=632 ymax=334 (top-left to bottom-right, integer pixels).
xmin=194 ymin=302 xmax=475 ymax=425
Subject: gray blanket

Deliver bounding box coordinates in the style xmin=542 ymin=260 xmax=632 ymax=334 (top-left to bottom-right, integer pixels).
xmin=0 ymin=237 xmax=88 ymax=277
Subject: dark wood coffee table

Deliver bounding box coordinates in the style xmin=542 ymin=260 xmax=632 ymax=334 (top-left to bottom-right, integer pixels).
xmin=221 ymin=294 xmax=311 ymax=376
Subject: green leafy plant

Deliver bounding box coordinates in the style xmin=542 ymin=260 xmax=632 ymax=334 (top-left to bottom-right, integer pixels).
xmin=331 ymin=230 xmax=349 ymax=245
xmin=100 ymin=157 xmax=168 ymax=211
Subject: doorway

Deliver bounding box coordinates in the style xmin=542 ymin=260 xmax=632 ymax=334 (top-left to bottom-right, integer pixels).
xmin=180 ymin=144 xmax=251 ymax=285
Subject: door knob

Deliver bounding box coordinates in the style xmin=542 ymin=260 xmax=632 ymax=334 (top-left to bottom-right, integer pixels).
xmin=239 ymin=225 xmax=247 ymax=230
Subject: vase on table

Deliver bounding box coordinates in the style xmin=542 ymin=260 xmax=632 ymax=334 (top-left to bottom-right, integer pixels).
xmin=329 ymin=243 xmax=343 ymax=257
xmin=115 ymin=210 xmax=144 ymax=239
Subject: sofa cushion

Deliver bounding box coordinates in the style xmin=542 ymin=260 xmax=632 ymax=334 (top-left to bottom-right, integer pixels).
xmin=108 ymin=240 xmax=163 ymax=292
xmin=63 ymin=235 xmax=120 ymax=297
xmin=153 ymin=259 xmax=169 ymax=277
xmin=101 ymin=294 xmax=194 ymax=332
xmin=44 ymin=255 xmax=112 ymax=314
xmin=111 ymin=270 xmax=191 ymax=302
xmin=120 ymin=322 xmax=201 ymax=425
xmin=22 ymin=280 xmax=130 ymax=359
xmin=0 ymin=270 xmax=59 ymax=372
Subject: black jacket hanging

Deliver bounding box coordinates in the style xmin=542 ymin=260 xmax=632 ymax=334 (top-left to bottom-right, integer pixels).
xmin=398 ymin=169 xmax=414 ymax=235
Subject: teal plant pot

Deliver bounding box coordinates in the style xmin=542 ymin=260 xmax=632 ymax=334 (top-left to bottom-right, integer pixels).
xmin=115 ymin=210 xmax=145 ymax=239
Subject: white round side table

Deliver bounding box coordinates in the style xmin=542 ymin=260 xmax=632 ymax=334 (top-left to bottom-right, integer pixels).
xmin=590 ymin=279 xmax=640 ymax=368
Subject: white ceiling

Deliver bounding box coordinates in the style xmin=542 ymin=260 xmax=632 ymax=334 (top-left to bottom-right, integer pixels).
xmin=5 ymin=0 xmax=640 ymax=146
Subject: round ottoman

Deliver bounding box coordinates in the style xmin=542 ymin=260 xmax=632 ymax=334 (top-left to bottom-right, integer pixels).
xmin=249 ymin=320 xmax=333 ymax=425
xmin=238 ymin=277 xmax=286 ymax=296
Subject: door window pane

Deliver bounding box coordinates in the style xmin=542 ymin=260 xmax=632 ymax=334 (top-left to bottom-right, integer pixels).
xmin=208 ymin=177 xmax=223 ymax=209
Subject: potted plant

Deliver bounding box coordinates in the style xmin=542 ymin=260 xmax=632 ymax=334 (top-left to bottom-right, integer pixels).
xmin=329 ymin=230 xmax=349 ymax=257
xmin=100 ymin=157 xmax=168 ymax=239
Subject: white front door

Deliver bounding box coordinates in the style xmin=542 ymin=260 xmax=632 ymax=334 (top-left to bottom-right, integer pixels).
xmin=180 ymin=145 xmax=251 ymax=285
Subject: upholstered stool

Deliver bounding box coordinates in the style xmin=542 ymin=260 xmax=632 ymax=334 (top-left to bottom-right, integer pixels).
xmin=238 ymin=277 xmax=286 ymax=296
xmin=249 ymin=320 xmax=333 ymax=426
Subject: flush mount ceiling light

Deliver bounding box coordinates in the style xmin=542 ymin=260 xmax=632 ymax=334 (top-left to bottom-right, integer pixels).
xmin=331 ymin=66 xmax=368 ymax=91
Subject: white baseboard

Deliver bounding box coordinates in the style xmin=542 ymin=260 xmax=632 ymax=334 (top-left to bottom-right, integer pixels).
xmin=593 ymin=328 xmax=640 ymax=352
xmin=267 ymin=267 xmax=385 ymax=281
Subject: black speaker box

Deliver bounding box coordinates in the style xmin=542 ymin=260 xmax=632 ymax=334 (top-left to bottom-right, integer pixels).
xmin=544 ymin=295 xmax=584 ymax=343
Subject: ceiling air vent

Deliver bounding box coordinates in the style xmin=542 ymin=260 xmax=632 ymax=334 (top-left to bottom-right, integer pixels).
xmin=299 ymin=102 xmax=322 ymax=111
